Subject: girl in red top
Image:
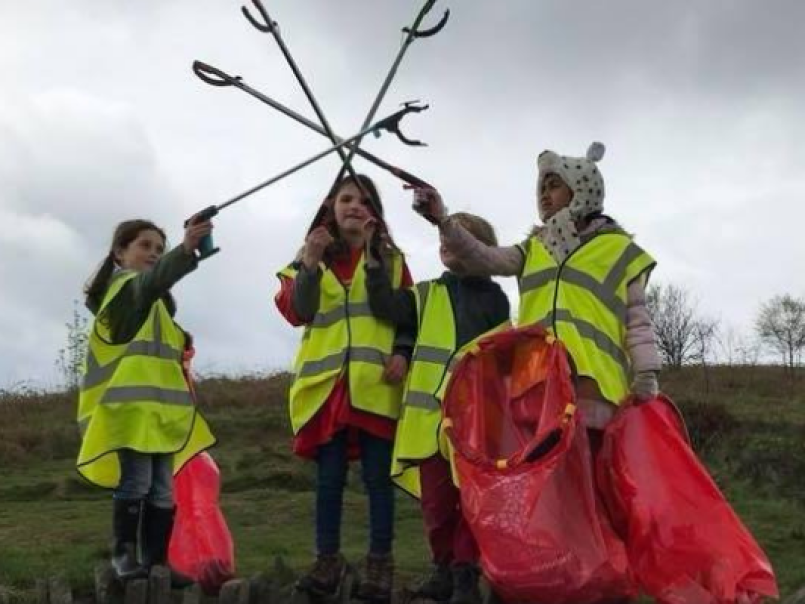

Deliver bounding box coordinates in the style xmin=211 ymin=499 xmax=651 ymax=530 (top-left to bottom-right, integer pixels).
xmin=275 ymin=174 xmax=413 ymax=603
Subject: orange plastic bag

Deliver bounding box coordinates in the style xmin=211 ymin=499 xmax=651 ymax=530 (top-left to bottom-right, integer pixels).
xmin=443 ymin=326 xmax=635 ymax=604
xmin=597 ymin=396 xmax=779 ymax=604
xmin=169 ymin=452 xmax=235 ymax=594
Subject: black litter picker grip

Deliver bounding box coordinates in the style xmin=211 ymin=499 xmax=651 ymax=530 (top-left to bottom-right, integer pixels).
xmin=185 ymin=205 xmax=220 ymax=260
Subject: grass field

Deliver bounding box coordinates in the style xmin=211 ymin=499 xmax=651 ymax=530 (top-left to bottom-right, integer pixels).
xmin=0 ymin=366 xmax=803 ymax=602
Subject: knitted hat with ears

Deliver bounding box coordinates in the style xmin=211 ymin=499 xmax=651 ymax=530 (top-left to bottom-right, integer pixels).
xmin=537 ymin=142 xmax=606 ymax=223
xmin=535 ymin=142 xmax=607 ymax=262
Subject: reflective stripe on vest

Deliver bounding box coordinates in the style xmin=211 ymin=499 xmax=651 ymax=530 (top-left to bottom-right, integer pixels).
xmin=76 ymin=270 xmax=215 ymax=489
xmin=401 ymin=282 xmax=456 ymax=413
xmin=536 ymin=309 xmax=629 ymax=373
xmin=81 ymin=312 xmax=184 ymax=391
xmin=518 ymin=233 xmax=655 ymax=404
xmin=281 ymin=252 xmax=405 ymax=434
xmin=391 ymin=281 xmax=455 ymax=498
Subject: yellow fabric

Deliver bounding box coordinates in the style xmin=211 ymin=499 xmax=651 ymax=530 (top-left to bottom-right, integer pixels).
xmin=282 ymin=252 xmax=405 ymax=434
xmin=395 ymin=308 xmax=511 ymax=498
xmin=391 ymin=281 xmax=456 ymax=498
xmin=517 ymin=233 xmax=655 ymax=404
xmin=77 ymin=271 xmax=215 ymax=488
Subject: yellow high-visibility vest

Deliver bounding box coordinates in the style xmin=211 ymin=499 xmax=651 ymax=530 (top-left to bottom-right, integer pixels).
xmin=391 ymin=280 xmax=510 ymax=497
xmin=77 ymin=271 xmax=215 ymax=488
xmin=279 ymin=251 xmax=405 ymax=434
xmin=517 ymin=232 xmax=655 ymax=404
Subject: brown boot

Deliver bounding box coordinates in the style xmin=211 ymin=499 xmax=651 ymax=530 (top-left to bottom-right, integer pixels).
xmin=295 ymin=553 xmax=347 ymax=597
xmin=355 ymin=552 xmax=393 ymax=602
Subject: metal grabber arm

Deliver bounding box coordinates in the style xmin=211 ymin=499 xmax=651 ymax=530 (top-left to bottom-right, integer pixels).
xmin=186 ymin=102 xmax=429 ymax=259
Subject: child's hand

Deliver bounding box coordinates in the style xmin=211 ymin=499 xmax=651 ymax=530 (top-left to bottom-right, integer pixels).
xmin=362 ymin=217 xmax=378 ymax=242
xmin=629 ymin=371 xmax=659 ymax=402
xmin=302 ymin=226 xmax=334 ymax=270
xmin=383 ymin=354 xmax=408 ymax=385
xmin=408 ymin=185 xmax=447 ymax=225
xmin=183 ymin=216 xmax=214 ymax=255
xmin=363 ymin=218 xmax=382 ymax=266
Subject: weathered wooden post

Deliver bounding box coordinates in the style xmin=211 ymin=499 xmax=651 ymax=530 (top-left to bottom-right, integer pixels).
xmin=147 ymin=566 xmax=171 ymax=604
xmin=47 ymin=577 xmax=73 ymax=604
xmin=248 ymin=573 xmax=273 ymax=604
xmin=181 ymin=583 xmax=202 ymax=604
xmin=219 ymin=579 xmax=250 ymax=604
xmin=94 ymin=563 xmax=120 ymax=604
xmin=123 ymin=578 xmax=148 ymax=604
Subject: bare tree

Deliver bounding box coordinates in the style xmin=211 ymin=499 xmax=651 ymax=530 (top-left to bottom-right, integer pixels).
xmin=691 ymin=317 xmax=720 ymax=393
xmin=736 ymin=338 xmax=762 ymax=367
xmin=719 ymin=324 xmax=761 ymax=368
xmin=719 ymin=324 xmax=741 ymax=366
xmin=755 ymin=294 xmax=805 ymax=375
xmin=646 ymin=283 xmax=700 ymax=369
xmin=56 ymin=300 xmax=90 ymax=391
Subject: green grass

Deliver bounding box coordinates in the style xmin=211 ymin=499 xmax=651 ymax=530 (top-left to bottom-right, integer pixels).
xmin=0 ymin=488 xmax=430 ymax=602
xmin=0 ymin=367 xmax=803 ymax=601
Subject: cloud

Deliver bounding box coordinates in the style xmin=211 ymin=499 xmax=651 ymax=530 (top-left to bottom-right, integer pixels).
xmin=1 ymin=0 xmax=804 ymax=386
xmin=0 ymin=87 xmax=178 ymax=385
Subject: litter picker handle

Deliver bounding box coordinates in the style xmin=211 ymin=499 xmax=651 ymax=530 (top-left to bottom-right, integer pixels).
xmin=185 ymin=205 xmax=221 ymax=260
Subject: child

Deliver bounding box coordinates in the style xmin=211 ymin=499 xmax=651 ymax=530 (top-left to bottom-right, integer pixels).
xmin=411 ymin=143 xmax=661 ymax=456
xmin=77 ymin=217 xmax=217 ymax=584
xmin=364 ymin=212 xmax=510 ymax=604
xmin=275 ymin=174 xmax=414 ymax=603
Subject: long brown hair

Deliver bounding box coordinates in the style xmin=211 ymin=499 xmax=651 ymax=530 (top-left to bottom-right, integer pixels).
xmin=313 ymin=174 xmax=400 ymax=265
xmin=84 ymin=219 xmax=167 ymax=314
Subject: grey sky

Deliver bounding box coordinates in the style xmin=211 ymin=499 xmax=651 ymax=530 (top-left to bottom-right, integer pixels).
xmin=2 ymin=0 xmax=804 ymax=387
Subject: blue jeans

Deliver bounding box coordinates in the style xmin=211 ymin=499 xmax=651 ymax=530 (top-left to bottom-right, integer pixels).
xmin=316 ymin=430 xmax=395 ymax=555
xmin=113 ymin=449 xmax=174 ymax=509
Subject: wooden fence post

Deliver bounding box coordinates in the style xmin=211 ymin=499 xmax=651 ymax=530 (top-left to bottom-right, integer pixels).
xmin=219 ymin=579 xmax=250 ymax=604
xmin=47 ymin=577 xmax=73 ymax=604
xmin=147 ymin=566 xmax=171 ymax=604
xmin=181 ymin=583 xmax=202 ymax=604
xmin=123 ymin=578 xmax=148 ymax=604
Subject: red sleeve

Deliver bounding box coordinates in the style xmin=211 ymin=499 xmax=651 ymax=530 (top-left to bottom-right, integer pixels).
xmin=400 ymin=260 xmax=414 ymax=288
xmin=274 ymin=276 xmax=306 ymax=327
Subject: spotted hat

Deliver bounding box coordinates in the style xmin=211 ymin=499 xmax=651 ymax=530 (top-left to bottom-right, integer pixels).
xmin=537 ymin=141 xmax=606 ymax=222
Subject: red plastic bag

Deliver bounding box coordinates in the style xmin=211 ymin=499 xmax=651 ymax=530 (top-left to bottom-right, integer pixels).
xmin=597 ymin=396 xmax=779 ymax=604
xmin=169 ymin=452 xmax=235 ymax=594
xmin=444 ymin=326 xmax=636 ymax=604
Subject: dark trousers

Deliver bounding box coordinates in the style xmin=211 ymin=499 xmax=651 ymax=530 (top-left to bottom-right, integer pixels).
xmin=316 ymin=430 xmax=395 ymax=555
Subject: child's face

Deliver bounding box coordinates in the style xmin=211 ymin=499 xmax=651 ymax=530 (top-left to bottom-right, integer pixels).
xmin=333 ymin=182 xmax=373 ymax=242
xmin=115 ymin=229 xmax=165 ymax=272
xmin=538 ymin=173 xmax=573 ymax=221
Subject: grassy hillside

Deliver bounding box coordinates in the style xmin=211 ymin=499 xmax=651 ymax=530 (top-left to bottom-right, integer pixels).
xmin=0 ymin=366 xmax=803 ymax=602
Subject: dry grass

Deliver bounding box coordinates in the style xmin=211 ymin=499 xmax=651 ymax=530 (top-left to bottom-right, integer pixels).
xmin=0 ymin=366 xmax=804 ymax=598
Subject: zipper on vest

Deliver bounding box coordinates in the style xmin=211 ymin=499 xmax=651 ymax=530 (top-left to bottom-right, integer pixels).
xmin=550 ymin=232 xmax=603 ymax=332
